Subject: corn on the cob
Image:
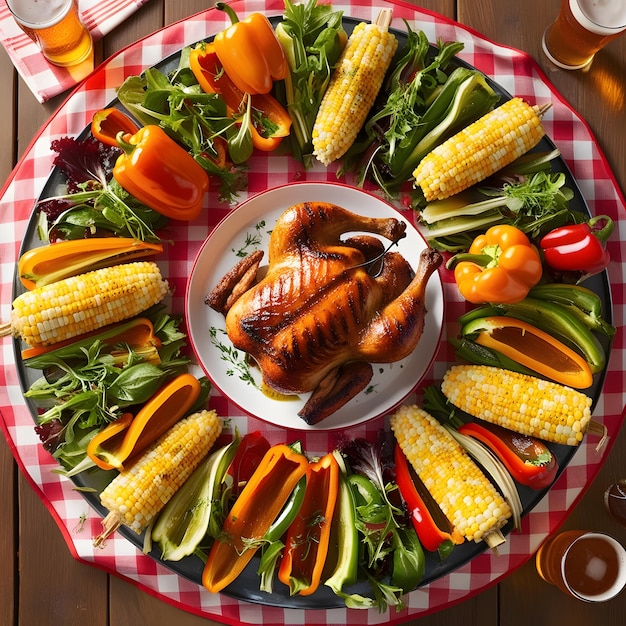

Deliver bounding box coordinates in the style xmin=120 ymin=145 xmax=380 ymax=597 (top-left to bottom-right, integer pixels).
xmin=390 ymin=404 xmax=512 ymax=545
xmin=6 ymin=261 xmax=168 ymax=347
xmin=94 ymin=409 xmax=222 ymax=546
xmin=312 ymin=9 xmax=398 ymax=165
xmin=413 ymin=98 xmax=548 ymax=201
xmin=441 ymin=365 xmax=593 ymax=446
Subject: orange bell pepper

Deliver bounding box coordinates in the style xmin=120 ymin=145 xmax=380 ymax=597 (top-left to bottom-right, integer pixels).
xmin=249 ymin=93 xmax=292 ymax=151
xmin=449 ymin=224 xmax=542 ymax=304
xmin=278 ymin=452 xmax=339 ymax=596
xmin=87 ymin=373 xmax=202 ymax=470
xmin=213 ymin=2 xmax=287 ymax=95
xmin=21 ymin=316 xmax=160 ymax=362
xmin=113 ymin=126 xmax=209 ymax=221
xmin=91 ymin=108 xmax=140 ymax=147
xmin=188 ymin=42 xmax=246 ymax=111
xmin=202 ymin=443 xmax=309 ymax=593
xmin=18 ymin=237 xmax=162 ymax=290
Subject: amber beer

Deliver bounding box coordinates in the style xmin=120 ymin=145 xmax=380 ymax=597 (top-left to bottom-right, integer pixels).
xmin=542 ymin=0 xmax=626 ymax=69
xmin=7 ymin=0 xmax=93 ymax=66
xmin=536 ymin=531 xmax=626 ymax=602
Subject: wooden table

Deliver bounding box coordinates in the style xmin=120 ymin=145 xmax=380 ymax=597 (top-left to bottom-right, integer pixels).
xmin=1 ymin=1 xmax=624 ymax=624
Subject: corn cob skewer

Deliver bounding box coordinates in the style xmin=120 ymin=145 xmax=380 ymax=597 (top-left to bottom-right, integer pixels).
xmin=414 ymin=98 xmax=551 ymax=201
xmin=441 ymin=365 xmax=593 ymax=446
xmin=94 ymin=409 xmax=222 ymax=547
xmin=1 ymin=261 xmax=169 ymax=348
xmin=390 ymin=404 xmax=512 ymax=549
xmin=312 ymin=9 xmax=398 ymax=165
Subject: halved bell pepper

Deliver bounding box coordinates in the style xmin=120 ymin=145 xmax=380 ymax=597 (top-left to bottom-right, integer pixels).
xmin=324 ymin=451 xmax=359 ymax=596
xmin=540 ymin=214 xmax=614 ymax=276
xmin=18 ymin=237 xmax=163 ymax=290
xmin=278 ymin=452 xmax=339 ymax=596
xmin=85 ymin=413 xmax=134 ymax=470
xmin=457 ymin=420 xmax=558 ymax=490
xmin=213 ymin=2 xmax=287 ymax=95
xmin=227 ymin=430 xmax=271 ymax=497
xmin=87 ymin=373 xmax=202 ymax=470
xmin=91 ymin=108 xmax=140 ymax=147
xmin=22 ymin=316 xmax=159 ymax=362
xmin=394 ymin=444 xmax=463 ymax=557
xmin=188 ymin=42 xmax=246 ymax=111
xmin=202 ymin=443 xmax=309 ymax=593
xmin=249 ymin=93 xmax=292 ymax=151
xmin=448 ymin=225 xmax=542 ymax=304
xmin=461 ymin=315 xmax=594 ymax=389
xmin=113 ymin=126 xmax=209 ymax=221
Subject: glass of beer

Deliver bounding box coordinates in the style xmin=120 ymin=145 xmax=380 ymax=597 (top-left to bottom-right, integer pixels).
xmin=542 ymin=0 xmax=626 ymax=69
xmin=6 ymin=0 xmax=93 ymax=67
xmin=536 ymin=530 xmax=626 ymax=602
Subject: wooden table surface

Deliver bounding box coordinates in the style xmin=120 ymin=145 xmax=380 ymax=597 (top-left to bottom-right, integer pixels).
xmin=1 ymin=1 xmax=625 ymax=624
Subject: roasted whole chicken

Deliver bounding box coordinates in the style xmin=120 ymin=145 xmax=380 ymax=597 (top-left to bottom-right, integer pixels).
xmin=206 ymin=201 xmax=442 ymax=424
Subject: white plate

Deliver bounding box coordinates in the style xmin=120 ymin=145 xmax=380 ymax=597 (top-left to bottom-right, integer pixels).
xmin=185 ymin=182 xmax=444 ymax=430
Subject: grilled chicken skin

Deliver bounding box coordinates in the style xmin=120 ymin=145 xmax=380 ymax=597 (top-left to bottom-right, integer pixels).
xmin=206 ymin=201 xmax=442 ymax=423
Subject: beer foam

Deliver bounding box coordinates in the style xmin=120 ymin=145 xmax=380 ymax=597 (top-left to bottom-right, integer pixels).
xmin=7 ymin=0 xmax=71 ymax=29
xmin=572 ymin=0 xmax=626 ymax=34
xmin=585 ymin=556 xmax=608 ymax=582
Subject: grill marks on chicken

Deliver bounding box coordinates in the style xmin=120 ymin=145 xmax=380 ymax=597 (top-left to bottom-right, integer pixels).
xmin=205 ymin=201 xmax=442 ymax=424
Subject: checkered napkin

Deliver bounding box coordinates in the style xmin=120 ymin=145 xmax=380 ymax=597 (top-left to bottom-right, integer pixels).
xmin=0 ymin=0 xmax=150 ymax=103
xmin=0 ymin=0 xmax=625 ymax=624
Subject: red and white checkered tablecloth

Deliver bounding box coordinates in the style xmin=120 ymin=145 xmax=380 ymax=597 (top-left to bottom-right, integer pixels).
xmin=0 ymin=0 xmax=150 ymax=102
xmin=0 ymin=1 xmax=625 ymax=624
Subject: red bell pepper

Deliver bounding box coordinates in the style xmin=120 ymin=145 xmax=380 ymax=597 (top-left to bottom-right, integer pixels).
xmin=540 ymin=215 xmax=614 ymax=276
xmin=227 ymin=430 xmax=270 ymax=496
xmin=458 ymin=420 xmax=558 ymax=490
xmin=394 ymin=444 xmax=463 ymax=557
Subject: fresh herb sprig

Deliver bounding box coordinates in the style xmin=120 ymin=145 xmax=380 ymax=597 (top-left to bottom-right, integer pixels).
xmin=38 ymin=136 xmax=166 ymax=243
xmin=28 ymin=312 xmax=191 ymax=472
xmin=209 ymin=327 xmax=258 ymax=387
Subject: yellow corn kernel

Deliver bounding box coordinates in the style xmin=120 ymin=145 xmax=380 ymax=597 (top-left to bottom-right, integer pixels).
xmin=94 ymin=409 xmax=222 ymax=545
xmin=441 ymin=365 xmax=593 ymax=446
xmin=312 ymin=10 xmax=398 ymax=165
xmin=9 ymin=261 xmax=168 ymax=347
xmin=390 ymin=404 xmax=512 ymax=543
xmin=413 ymin=98 xmax=547 ymax=201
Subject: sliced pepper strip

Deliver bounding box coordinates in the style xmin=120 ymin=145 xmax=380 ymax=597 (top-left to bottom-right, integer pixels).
xmin=278 ymin=452 xmax=339 ymax=596
xmin=113 ymin=126 xmax=209 ymax=221
xmin=18 ymin=238 xmax=163 ymax=290
xmin=87 ymin=373 xmax=202 ymax=470
xmin=394 ymin=444 xmax=463 ymax=555
xmin=91 ymin=108 xmax=140 ymax=147
xmin=448 ymin=225 xmax=542 ymax=304
xmin=214 ymin=2 xmax=287 ymax=95
xmin=458 ymin=421 xmax=558 ymax=490
xmin=202 ymin=443 xmax=309 ymax=593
